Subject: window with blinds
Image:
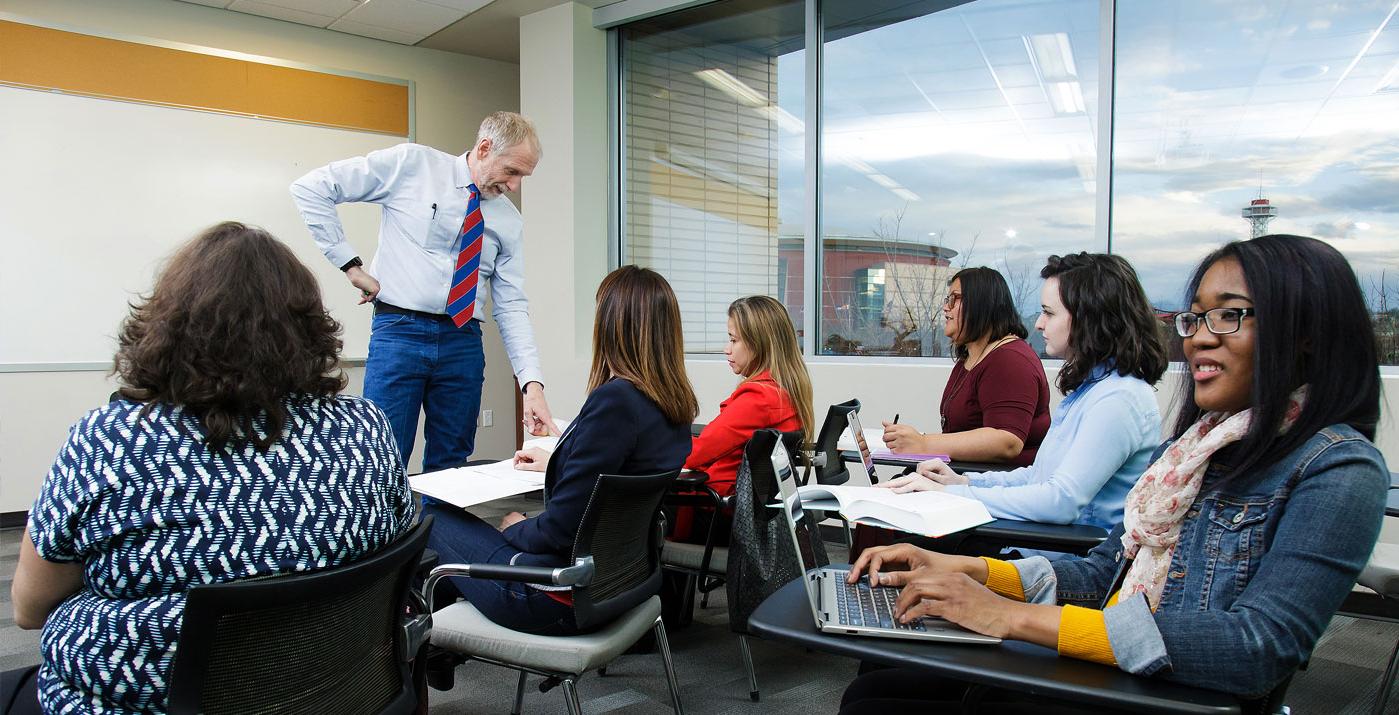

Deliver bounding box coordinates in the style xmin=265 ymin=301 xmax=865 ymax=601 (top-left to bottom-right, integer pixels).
xmin=620 ymin=0 xmax=806 ymax=353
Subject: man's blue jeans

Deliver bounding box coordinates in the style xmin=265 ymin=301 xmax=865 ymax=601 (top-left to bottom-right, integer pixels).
xmin=363 ymin=311 xmax=484 ymax=472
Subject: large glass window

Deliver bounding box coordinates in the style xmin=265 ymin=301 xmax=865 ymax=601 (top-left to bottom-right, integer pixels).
xmin=618 ymin=0 xmax=1399 ymax=365
xmin=1112 ymin=0 xmax=1399 ymax=364
xmin=619 ymin=0 xmax=806 ymax=352
xmin=818 ymin=0 xmax=1100 ymax=357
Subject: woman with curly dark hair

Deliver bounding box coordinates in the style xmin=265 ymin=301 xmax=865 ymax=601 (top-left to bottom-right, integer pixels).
xmin=879 ymin=253 xmax=1169 ymax=532
xmin=9 ymin=222 xmax=416 ymax=715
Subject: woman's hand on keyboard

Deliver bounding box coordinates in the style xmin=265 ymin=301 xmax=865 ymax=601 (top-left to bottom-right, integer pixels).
xmin=892 ymin=573 xmax=1016 ymax=637
xmin=847 ymin=543 xmax=987 ymax=590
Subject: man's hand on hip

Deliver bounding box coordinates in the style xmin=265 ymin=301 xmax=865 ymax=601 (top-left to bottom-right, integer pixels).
xmin=346 ymin=266 xmax=381 ymax=305
xmin=522 ymin=383 xmax=557 ymax=437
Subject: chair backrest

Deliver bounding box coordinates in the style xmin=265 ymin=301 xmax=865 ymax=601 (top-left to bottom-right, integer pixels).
xmin=812 ymin=399 xmax=860 ymax=485
xmin=744 ymin=428 xmax=806 ymax=513
xmin=570 ymin=470 xmax=681 ymax=631
xmin=166 ymin=516 xmax=434 ymax=715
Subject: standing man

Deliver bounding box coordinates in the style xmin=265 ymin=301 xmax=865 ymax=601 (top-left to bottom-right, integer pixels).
xmin=291 ymin=111 xmax=555 ymax=471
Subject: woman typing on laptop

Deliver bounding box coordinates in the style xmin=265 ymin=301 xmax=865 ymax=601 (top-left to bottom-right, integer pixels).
xmin=877 ymin=254 xmax=1169 ymax=533
xmin=839 ymin=236 xmax=1388 ymax=712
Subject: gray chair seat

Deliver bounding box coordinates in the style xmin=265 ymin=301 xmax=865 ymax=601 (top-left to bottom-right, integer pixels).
xmin=661 ymin=541 xmax=728 ymax=574
xmin=1360 ymin=543 xmax=1399 ymax=597
xmin=431 ymin=595 xmax=663 ymax=676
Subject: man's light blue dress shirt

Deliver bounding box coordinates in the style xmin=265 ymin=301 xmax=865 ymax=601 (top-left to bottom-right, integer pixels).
xmin=941 ymin=366 xmax=1162 ymax=531
xmin=290 ymin=142 xmax=543 ymax=388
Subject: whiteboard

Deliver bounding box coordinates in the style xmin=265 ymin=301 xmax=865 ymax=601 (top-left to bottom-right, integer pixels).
xmin=0 ymin=86 xmax=404 ymax=364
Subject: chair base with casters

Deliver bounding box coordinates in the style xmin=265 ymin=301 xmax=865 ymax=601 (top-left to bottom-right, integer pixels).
xmin=423 ymin=470 xmax=686 ymax=715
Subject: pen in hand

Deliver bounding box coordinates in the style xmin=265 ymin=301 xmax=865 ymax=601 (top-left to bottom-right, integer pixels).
xmin=893 ymin=413 xmax=900 ymax=424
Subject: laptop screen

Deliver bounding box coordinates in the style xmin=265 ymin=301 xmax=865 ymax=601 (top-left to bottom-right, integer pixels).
xmin=771 ymin=438 xmax=825 ymax=612
xmin=846 ymin=410 xmax=879 ymax=481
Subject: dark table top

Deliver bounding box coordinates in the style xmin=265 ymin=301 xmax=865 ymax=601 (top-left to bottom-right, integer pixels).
xmin=747 ymin=578 xmax=1240 ymax=714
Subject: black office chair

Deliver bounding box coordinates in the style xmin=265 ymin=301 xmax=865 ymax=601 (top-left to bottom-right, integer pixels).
xmin=166 ymin=516 xmax=434 ymax=715
xmin=661 ymin=429 xmax=805 ymax=617
xmin=423 ymin=470 xmax=684 ymax=715
xmin=812 ymin=399 xmax=860 ymax=485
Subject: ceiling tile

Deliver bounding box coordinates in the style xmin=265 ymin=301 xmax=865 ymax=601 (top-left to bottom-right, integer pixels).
xmin=420 ymin=0 xmax=494 ymax=14
xmin=176 ymin=0 xmax=235 ymax=7
xmin=228 ymin=1 xmax=338 ymax=27
xmin=245 ymin=0 xmax=362 ymax=16
xmin=341 ymin=0 xmax=463 ymax=35
xmin=327 ymin=17 xmax=426 ymax=44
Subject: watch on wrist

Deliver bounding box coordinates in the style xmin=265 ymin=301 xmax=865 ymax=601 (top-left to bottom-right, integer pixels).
xmin=340 ymin=257 xmax=363 ymax=272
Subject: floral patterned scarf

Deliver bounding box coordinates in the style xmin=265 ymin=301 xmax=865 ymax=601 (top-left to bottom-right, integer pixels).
xmin=1119 ymin=387 xmax=1307 ymax=609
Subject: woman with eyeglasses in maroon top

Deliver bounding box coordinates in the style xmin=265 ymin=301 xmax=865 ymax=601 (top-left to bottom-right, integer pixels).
xmin=882 ymin=267 xmax=1051 ymax=467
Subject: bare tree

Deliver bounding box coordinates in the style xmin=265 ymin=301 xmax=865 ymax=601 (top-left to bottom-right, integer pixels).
xmin=1370 ymin=270 xmax=1399 ymax=366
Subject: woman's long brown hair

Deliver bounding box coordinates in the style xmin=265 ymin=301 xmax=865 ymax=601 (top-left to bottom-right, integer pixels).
xmin=588 ymin=266 xmax=698 ymax=425
xmin=114 ymin=221 xmax=346 ymax=450
xmin=728 ymin=295 xmax=814 ymax=442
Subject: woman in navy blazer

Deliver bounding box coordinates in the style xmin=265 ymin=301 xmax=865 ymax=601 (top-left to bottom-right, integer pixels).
xmin=424 ymin=266 xmax=697 ymax=635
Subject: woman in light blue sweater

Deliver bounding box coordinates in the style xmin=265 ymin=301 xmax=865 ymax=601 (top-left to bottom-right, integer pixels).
xmin=882 ymin=253 xmax=1169 ymax=530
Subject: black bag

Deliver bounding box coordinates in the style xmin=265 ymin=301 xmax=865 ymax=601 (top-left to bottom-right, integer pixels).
xmin=725 ymin=429 xmax=828 ymax=633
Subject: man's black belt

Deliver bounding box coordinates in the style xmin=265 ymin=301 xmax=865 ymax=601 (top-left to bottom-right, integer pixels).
xmin=374 ymin=301 xmax=452 ymax=321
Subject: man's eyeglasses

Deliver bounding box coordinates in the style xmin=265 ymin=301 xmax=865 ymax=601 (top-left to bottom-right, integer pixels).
xmin=942 ymin=292 xmax=962 ymax=309
xmin=1173 ymin=307 xmax=1255 ymax=337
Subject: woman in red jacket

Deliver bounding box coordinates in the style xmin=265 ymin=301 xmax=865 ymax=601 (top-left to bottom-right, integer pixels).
xmin=688 ymin=295 xmax=814 ymax=496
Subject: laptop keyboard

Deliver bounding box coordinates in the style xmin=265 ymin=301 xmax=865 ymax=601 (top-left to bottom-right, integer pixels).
xmin=832 ymin=574 xmax=927 ymax=632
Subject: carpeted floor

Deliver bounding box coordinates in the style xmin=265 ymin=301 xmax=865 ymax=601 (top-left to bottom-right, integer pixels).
xmin=3 ymin=497 xmax=1396 ymax=713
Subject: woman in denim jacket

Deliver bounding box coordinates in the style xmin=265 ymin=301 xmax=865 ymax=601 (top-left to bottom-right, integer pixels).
xmin=840 ymin=235 xmax=1389 ymax=712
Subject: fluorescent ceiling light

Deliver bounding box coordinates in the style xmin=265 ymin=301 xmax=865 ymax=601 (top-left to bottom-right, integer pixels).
xmin=1048 ymin=81 xmax=1086 ymax=115
xmin=867 ymin=173 xmax=902 ymax=190
xmin=1376 ymin=59 xmax=1399 ymax=94
xmin=759 ymin=105 xmax=805 ymax=133
xmin=892 ymin=188 xmax=921 ymax=202
xmin=1026 ymin=33 xmax=1078 ymax=82
xmin=694 ymin=68 xmax=768 ymax=107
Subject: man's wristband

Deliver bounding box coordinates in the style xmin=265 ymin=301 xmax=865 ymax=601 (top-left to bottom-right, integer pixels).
xmin=340 ymin=257 xmax=363 ymax=272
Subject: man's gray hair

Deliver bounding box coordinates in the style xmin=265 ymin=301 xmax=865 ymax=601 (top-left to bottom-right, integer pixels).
xmin=476 ymin=111 xmax=541 ymax=157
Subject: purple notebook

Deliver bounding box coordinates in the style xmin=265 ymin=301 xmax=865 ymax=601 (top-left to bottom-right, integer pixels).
xmin=871 ymin=450 xmax=952 ymax=462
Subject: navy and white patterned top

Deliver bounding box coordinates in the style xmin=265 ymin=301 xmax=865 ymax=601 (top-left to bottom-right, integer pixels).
xmin=27 ymin=395 xmax=416 ymax=714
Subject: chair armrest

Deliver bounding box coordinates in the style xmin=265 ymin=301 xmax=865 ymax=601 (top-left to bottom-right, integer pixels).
xmin=423 ymin=558 xmax=595 ymax=612
xmin=674 ymin=470 xmax=710 ymax=487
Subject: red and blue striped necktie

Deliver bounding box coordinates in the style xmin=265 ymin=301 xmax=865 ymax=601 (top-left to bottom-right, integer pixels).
xmin=447 ymin=184 xmax=483 ymax=327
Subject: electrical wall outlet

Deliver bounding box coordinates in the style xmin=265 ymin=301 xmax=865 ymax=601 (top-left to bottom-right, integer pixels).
xmin=481 ymin=409 xmax=493 ymax=427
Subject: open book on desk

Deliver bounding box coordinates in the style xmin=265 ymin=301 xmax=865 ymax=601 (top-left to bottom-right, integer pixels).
xmin=797 ymin=484 xmax=992 ymax=538
xmin=410 ymin=458 xmax=546 ymax=509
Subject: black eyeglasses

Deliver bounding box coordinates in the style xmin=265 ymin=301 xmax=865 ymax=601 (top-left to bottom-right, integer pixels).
xmin=1174 ymin=307 xmax=1255 ymax=337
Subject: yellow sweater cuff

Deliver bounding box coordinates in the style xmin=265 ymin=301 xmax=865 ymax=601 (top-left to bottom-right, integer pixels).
xmin=1058 ymin=604 xmax=1117 ymax=666
xmin=980 ymin=557 xmax=1025 ymax=601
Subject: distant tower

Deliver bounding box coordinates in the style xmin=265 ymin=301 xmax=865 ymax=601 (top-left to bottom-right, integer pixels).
xmin=1241 ymin=195 xmax=1278 ymax=238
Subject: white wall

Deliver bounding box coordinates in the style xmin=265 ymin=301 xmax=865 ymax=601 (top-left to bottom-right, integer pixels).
xmin=0 ymin=0 xmax=522 ymax=513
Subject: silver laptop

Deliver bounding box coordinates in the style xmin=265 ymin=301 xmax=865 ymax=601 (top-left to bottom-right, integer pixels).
xmin=845 ymin=409 xmax=879 ymax=482
xmin=771 ymin=439 xmax=1000 ymax=644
